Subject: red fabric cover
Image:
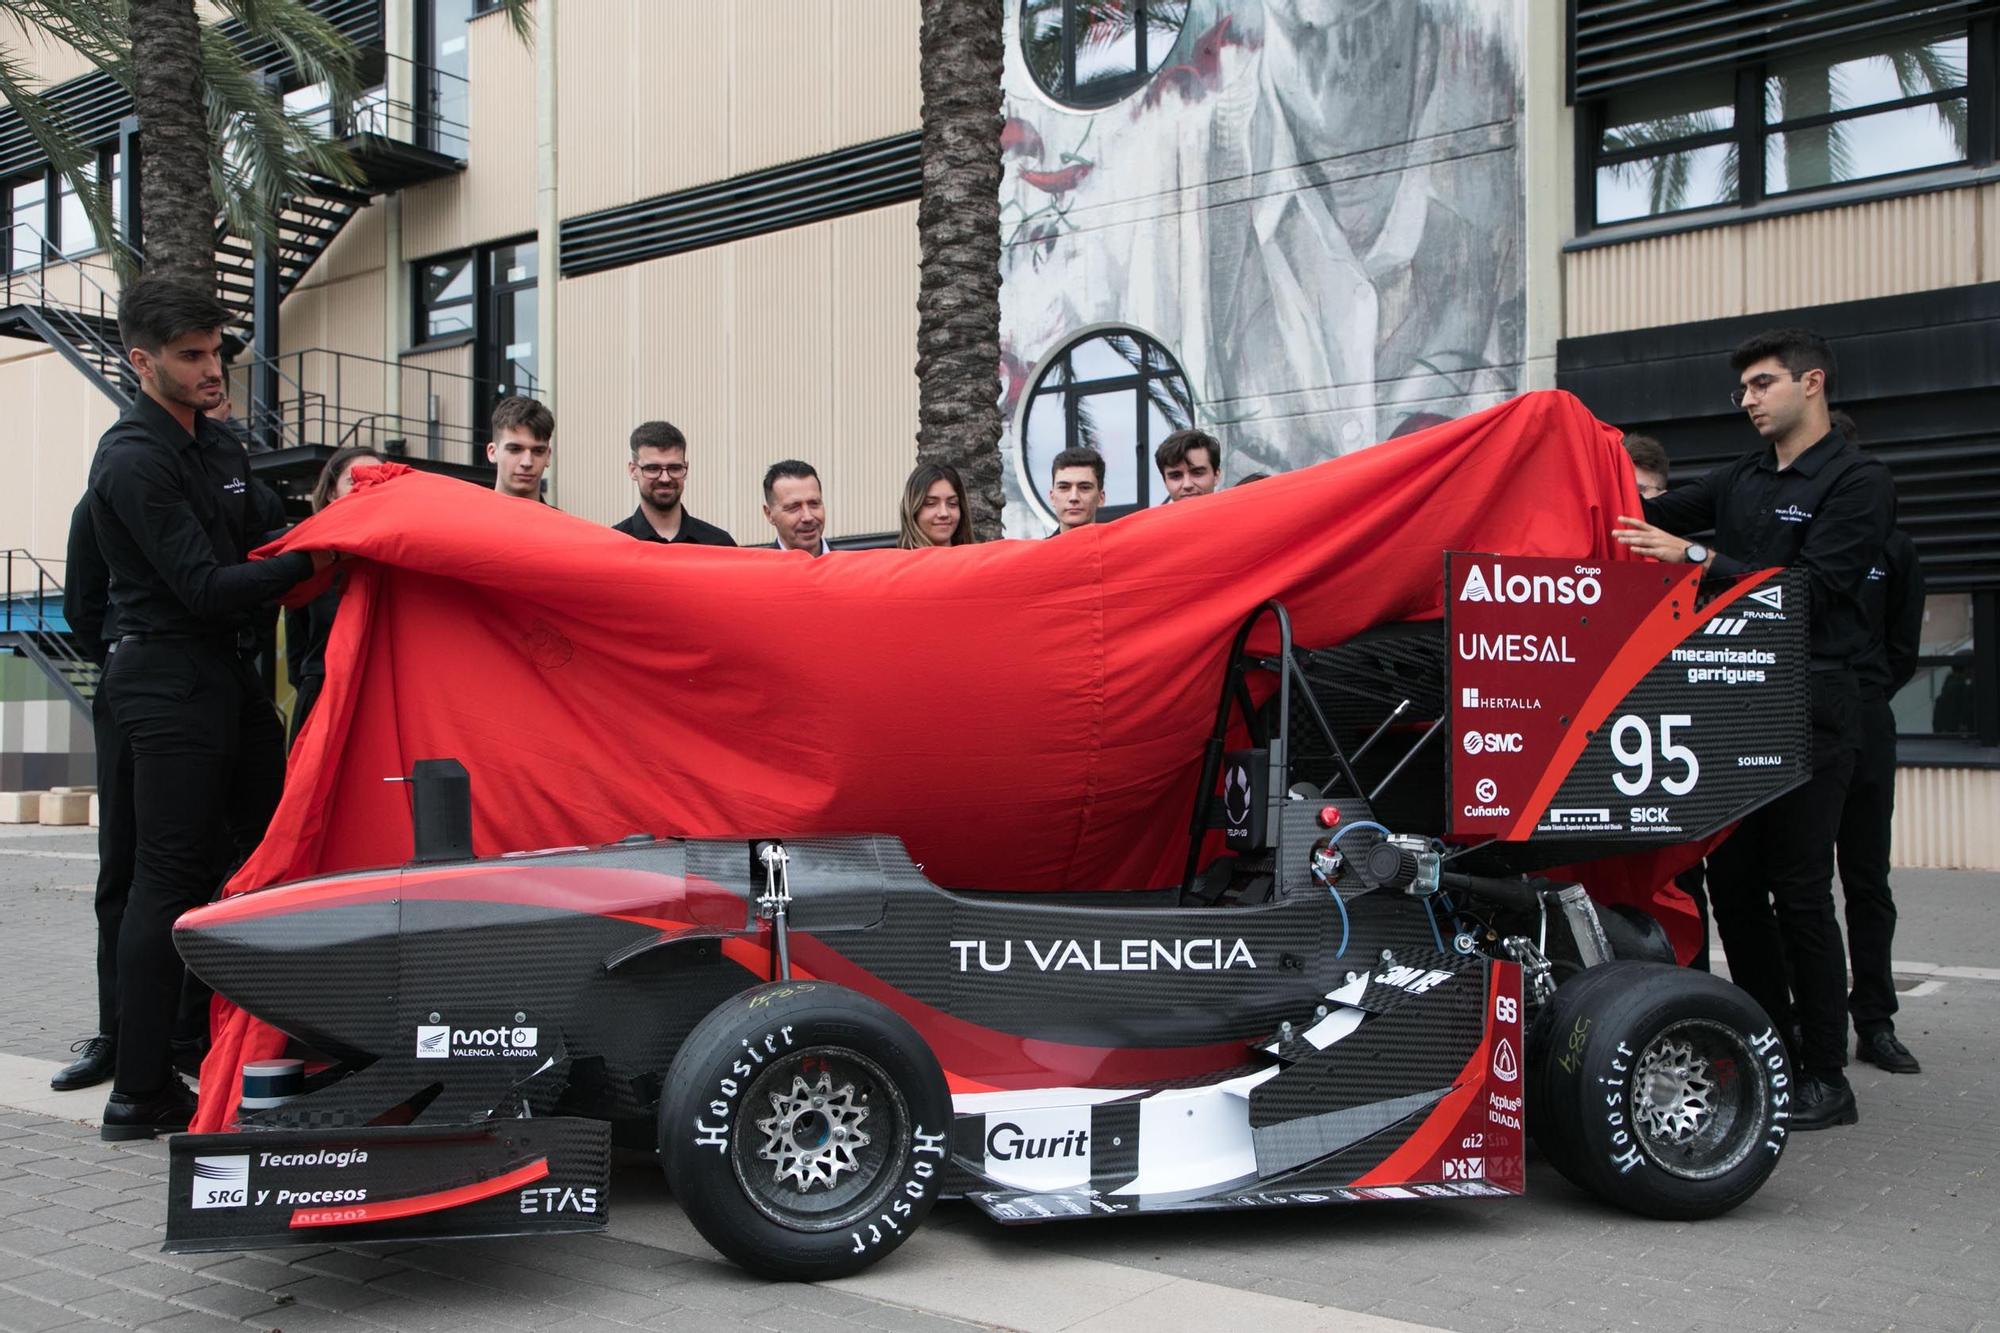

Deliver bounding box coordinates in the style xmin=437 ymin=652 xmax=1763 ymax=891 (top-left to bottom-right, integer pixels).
xmin=196 ymin=389 xmax=1670 ymax=1129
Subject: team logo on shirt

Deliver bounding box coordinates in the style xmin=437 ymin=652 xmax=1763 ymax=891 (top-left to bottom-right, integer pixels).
xmin=1773 ymin=504 xmax=1810 ymax=523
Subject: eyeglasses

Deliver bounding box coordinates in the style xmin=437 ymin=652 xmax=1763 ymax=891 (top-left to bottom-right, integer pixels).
xmin=1729 ymin=372 xmax=1799 ymax=408
xmin=636 ymin=463 xmax=688 ymax=479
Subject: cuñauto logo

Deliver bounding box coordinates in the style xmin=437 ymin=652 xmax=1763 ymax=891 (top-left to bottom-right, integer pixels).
xmin=1474 ymin=778 xmax=1498 ymax=804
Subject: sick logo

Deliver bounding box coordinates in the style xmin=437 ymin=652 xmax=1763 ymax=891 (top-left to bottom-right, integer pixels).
xmin=1492 ymin=1037 xmax=1520 ymax=1083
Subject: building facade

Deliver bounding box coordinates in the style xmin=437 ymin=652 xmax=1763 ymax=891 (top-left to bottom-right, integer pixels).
xmin=0 ymin=0 xmax=1992 ymax=860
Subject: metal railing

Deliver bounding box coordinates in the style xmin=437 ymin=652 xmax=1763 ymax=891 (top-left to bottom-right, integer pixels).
xmin=230 ymin=346 xmax=539 ymax=463
xmin=283 ymin=52 xmax=473 ymax=160
xmin=0 ymin=222 xmax=135 ymax=403
xmin=0 ymin=548 xmax=97 ymax=712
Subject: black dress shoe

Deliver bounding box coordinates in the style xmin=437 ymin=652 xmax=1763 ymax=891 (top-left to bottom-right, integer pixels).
xmin=101 ymin=1081 xmax=197 ymax=1142
xmin=1857 ymin=1030 xmax=1922 ymax=1074
xmin=49 ymin=1036 xmax=115 ymax=1092
xmin=1792 ymin=1075 xmax=1859 ymax=1131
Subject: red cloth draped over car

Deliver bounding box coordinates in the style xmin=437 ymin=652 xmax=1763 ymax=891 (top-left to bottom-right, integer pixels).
xmin=193 ymin=389 xmax=1701 ymax=1130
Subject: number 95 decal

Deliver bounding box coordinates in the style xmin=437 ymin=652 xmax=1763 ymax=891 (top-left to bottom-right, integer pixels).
xmin=1609 ymin=713 xmax=1700 ymax=797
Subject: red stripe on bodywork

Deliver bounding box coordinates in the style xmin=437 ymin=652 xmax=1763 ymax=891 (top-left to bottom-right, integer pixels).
xmin=1504 ymin=568 xmax=1782 ymax=839
xmin=288 ymin=1157 xmax=549 ymax=1228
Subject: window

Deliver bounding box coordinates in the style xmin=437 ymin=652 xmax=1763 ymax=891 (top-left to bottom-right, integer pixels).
xmin=484 ymin=240 xmax=537 ymax=401
xmin=1021 ymin=0 xmax=1190 ymax=109
xmin=415 ymin=252 xmax=475 ymax=341
xmin=57 ymin=161 xmax=95 ymax=257
xmin=1582 ymin=24 xmax=1983 ymax=228
xmin=1897 ymin=592 xmax=1978 ymax=737
xmin=1020 ymin=327 xmax=1194 ymax=524
xmin=7 ymin=175 xmax=46 ymax=272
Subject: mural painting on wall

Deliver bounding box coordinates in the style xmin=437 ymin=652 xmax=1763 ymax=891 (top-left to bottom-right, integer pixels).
xmin=1001 ymin=0 xmax=1526 ymax=535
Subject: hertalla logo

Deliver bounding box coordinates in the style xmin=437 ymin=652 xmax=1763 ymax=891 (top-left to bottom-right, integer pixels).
xmin=1457 ymin=563 xmax=1602 ymax=606
xmin=949 ymin=937 xmax=1256 ymax=973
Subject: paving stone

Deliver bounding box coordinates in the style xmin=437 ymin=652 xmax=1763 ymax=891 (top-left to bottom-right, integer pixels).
xmin=66 ymin=1285 xmax=191 ymax=1328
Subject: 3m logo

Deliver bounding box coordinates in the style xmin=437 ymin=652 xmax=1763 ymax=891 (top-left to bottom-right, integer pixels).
xmin=1492 ymin=1037 xmax=1520 ymax=1083
xmin=1442 ymin=1157 xmax=1486 ymax=1181
xmin=1748 ymin=585 xmax=1784 ymax=611
xmin=191 ymin=1155 xmax=249 ymax=1209
xmin=1378 ymin=965 xmax=1453 ymax=995
xmin=415 ymin=1025 xmax=450 ymax=1059
xmin=1704 ymin=618 xmax=1749 ymax=636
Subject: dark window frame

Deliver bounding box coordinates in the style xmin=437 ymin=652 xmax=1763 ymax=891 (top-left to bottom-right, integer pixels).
xmin=1020 ymin=0 xmax=1190 ymax=110
xmin=408 ymin=233 xmax=538 ymax=445
xmin=3 ymin=142 xmax=120 ymax=271
xmin=1021 ymin=326 xmax=1195 ymax=523
xmin=1577 ymin=18 xmax=1998 ymax=235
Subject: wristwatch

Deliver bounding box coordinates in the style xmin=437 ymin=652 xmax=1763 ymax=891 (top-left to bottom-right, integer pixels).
xmin=1683 ymin=543 xmax=1709 ymax=566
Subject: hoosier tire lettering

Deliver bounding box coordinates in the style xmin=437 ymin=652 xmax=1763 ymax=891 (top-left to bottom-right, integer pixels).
xmin=692 ymin=1024 xmax=797 ymax=1151
xmin=1527 ymin=962 xmax=1786 ymax=1222
xmin=660 ymin=981 xmax=952 ymax=1282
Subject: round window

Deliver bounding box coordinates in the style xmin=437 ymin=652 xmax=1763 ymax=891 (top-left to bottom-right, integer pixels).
xmin=1019 ymin=327 xmax=1196 ymax=525
xmin=1021 ymin=0 xmax=1192 ymax=110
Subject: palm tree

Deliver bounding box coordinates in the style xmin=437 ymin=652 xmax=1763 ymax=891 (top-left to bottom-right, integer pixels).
xmin=1 ymin=0 xmax=530 ymax=287
xmin=915 ymin=0 xmax=1006 ymax=540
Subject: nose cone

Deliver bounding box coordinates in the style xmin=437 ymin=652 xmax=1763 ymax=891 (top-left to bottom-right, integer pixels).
xmin=176 ymin=871 xmax=403 ymax=1060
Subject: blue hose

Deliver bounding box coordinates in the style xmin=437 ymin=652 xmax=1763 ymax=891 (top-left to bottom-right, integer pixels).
xmin=1322 ymin=822 xmax=1392 ymax=959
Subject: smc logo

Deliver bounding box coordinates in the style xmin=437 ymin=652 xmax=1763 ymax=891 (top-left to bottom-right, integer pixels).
xmin=1462 ymin=732 xmax=1522 ymax=756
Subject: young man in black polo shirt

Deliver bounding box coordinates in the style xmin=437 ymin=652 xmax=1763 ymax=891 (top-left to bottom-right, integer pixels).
xmin=610 ymin=420 xmax=736 ymax=546
xmin=88 ymin=279 xmax=330 ymax=1138
xmin=1614 ymin=327 xmax=1894 ymax=1131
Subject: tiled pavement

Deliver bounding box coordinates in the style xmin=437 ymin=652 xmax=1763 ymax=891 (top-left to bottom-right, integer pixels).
xmin=0 ymin=824 xmax=1994 ymax=1332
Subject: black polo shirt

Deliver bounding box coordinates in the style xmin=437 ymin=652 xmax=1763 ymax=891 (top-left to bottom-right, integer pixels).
xmin=610 ymin=506 xmax=737 ymax=547
xmin=1643 ymin=429 xmax=1894 ymax=674
xmin=87 ymin=392 xmax=313 ymax=638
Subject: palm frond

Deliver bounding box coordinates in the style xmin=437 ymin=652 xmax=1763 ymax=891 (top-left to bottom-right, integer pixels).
xmin=214 ymin=0 xmax=362 ymax=106
xmin=1889 ymin=44 xmax=1969 ymax=152
xmin=199 ymin=20 xmax=359 ymax=249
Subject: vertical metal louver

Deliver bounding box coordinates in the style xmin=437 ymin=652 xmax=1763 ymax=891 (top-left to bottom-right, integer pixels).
xmin=1570 ymin=0 xmax=2000 ymax=100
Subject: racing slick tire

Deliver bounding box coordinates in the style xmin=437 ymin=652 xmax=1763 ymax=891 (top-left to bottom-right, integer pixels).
xmin=1528 ymin=961 xmax=1790 ymax=1221
xmin=659 ymin=980 xmax=952 ymax=1281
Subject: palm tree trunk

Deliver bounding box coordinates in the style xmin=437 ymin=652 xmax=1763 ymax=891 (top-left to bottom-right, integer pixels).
xmin=127 ymin=0 xmax=215 ymax=287
xmin=915 ymin=0 xmax=1006 ymax=539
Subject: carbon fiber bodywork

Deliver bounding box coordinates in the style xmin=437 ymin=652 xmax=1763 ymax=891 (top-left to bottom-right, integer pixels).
xmin=169 ymin=825 xmax=1525 ymax=1248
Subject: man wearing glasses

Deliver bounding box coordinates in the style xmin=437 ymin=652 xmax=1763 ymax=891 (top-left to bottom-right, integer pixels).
xmin=1613 ymin=328 xmax=1895 ymax=1135
xmin=612 ymin=420 xmax=737 ymax=546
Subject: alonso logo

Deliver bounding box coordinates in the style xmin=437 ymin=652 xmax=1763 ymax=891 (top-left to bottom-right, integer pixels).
xmin=1461 ymin=732 xmax=1522 ymax=756
xmin=1457 ymin=563 xmax=1603 ymax=606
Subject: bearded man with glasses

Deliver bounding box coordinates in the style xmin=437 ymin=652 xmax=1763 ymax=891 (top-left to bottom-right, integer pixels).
xmin=612 ymin=420 xmax=737 ymax=546
xmin=1613 ymin=327 xmax=1895 ymax=1134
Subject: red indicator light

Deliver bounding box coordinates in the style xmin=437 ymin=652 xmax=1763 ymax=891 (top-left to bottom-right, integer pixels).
xmin=1317 ymin=806 xmax=1341 ymax=828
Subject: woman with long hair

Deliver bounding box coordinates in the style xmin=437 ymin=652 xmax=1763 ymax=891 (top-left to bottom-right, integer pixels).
xmin=896 ymin=462 xmax=976 ymax=548
xmin=287 ymin=446 xmax=381 ymax=746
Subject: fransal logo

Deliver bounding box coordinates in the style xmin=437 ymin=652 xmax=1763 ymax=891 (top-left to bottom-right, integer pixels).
xmin=191 ymin=1154 xmax=250 ymax=1210
xmin=1457 ymin=563 xmax=1603 ymax=606
xmin=1492 ymin=1037 xmax=1520 ymax=1083
xmin=1748 ymin=585 xmax=1784 ymax=611
xmin=1441 ymin=1157 xmax=1486 ymax=1181
xmin=1704 ymin=618 xmax=1749 ymax=636
xmin=1462 ymin=731 xmax=1522 ymax=756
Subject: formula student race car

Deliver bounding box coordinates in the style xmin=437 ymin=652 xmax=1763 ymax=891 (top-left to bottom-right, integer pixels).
xmin=165 ymin=555 xmax=1812 ymax=1280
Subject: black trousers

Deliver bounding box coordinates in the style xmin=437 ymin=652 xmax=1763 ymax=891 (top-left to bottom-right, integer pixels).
xmin=101 ymin=639 xmax=286 ymax=1097
xmin=91 ymin=687 xmax=134 ymax=1037
xmin=1707 ymin=674 xmax=1858 ymax=1082
xmin=1836 ymin=693 xmax=1900 ymax=1037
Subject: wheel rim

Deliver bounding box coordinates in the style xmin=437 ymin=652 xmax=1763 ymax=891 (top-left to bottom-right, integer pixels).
xmin=730 ymin=1046 xmax=909 ymax=1232
xmin=1628 ymin=1018 xmax=1767 ymax=1181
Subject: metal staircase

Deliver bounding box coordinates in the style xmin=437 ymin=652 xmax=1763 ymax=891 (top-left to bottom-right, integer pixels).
xmin=1 ymin=549 xmax=99 ymax=716
xmin=213 ymin=180 xmax=377 ymax=333
xmin=0 ymin=231 xmax=136 ymax=405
